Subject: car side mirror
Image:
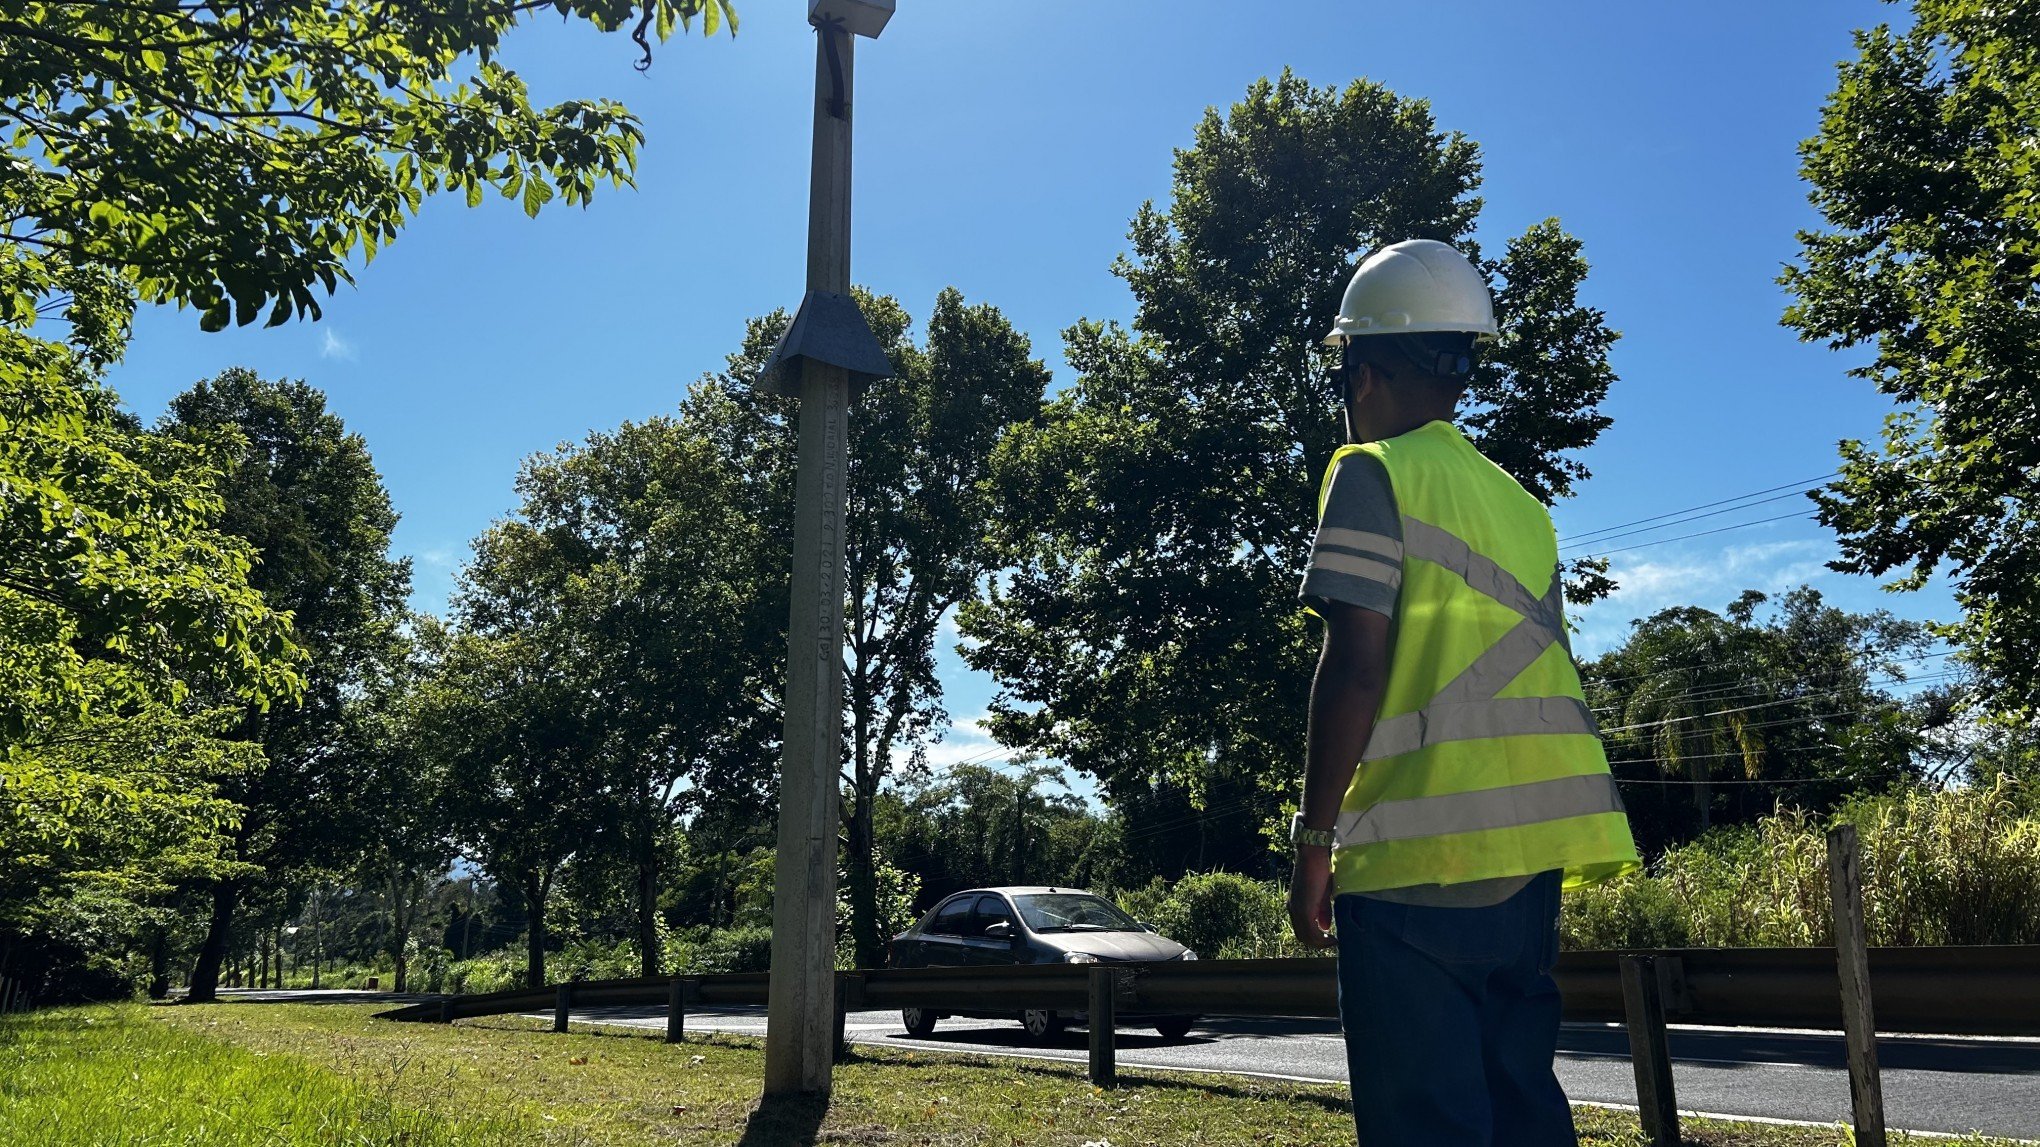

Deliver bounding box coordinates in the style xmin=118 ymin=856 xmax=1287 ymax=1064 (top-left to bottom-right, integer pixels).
xmin=984 ymin=921 xmax=1014 ymax=941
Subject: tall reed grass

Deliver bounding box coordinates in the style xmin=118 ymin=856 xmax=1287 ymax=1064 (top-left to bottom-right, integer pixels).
xmin=1563 ymin=779 xmax=2040 ymax=948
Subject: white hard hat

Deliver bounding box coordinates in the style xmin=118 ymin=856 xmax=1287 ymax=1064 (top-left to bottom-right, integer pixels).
xmin=1324 ymin=239 xmax=1497 ymax=343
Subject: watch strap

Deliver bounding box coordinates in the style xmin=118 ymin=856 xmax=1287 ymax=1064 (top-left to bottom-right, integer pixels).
xmin=1290 ymin=813 xmax=1337 ymax=849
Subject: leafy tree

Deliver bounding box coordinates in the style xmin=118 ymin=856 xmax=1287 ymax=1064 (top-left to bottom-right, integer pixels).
xmin=342 ymin=628 xmax=455 ymax=993
xmin=1584 ymin=587 xmax=1935 ymax=852
xmin=0 ymin=708 xmax=265 ymax=1000
xmin=0 ymin=341 xmax=301 ymax=998
xmin=160 ymin=370 xmax=410 ymax=1001
xmin=0 ymin=0 xmax=734 ymax=338
xmin=876 ymin=763 xmax=1119 ymax=909
xmin=1906 ymin=681 xmax=2040 ymax=792
xmin=1782 ymin=1 xmax=2040 ymax=713
xmin=419 ymin=626 xmax=604 ymax=989
xmin=958 ymin=73 xmax=1621 ymax=874
xmin=685 ymin=287 xmax=1052 ymax=969
xmin=456 ymin=417 xmax=777 ymax=978
xmin=0 ymin=354 xmax=300 ymax=746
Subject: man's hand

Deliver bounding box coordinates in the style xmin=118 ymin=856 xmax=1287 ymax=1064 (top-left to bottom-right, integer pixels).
xmin=1288 ymin=846 xmax=1336 ymax=949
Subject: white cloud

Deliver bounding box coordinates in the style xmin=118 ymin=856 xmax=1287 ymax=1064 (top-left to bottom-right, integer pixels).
xmin=1572 ymin=536 xmax=1838 ymax=657
xmin=916 ymin=710 xmax=1006 ymax=769
xmin=319 ymin=329 xmax=357 ymax=361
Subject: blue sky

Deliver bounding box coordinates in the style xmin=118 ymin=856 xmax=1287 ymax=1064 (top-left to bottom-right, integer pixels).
xmin=102 ymin=0 xmax=1954 ymax=776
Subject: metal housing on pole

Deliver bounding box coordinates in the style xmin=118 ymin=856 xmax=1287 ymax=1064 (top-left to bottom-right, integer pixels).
xmin=762 ymin=16 xmax=859 ymax=1098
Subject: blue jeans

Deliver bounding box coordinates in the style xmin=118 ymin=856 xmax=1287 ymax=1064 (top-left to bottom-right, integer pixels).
xmin=1334 ymin=870 xmax=1575 ymax=1147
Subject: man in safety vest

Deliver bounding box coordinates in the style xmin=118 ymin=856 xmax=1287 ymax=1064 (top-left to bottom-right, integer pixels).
xmin=1287 ymin=239 xmax=1640 ymax=1146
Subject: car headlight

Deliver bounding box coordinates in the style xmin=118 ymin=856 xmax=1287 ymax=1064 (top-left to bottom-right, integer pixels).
xmin=1063 ymin=951 xmax=1099 ymax=964
xmin=1180 ymin=949 xmax=1197 ymax=961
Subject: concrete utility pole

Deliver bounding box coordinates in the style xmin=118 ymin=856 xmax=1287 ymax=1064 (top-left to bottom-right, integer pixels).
xmin=759 ymin=0 xmax=896 ymax=1099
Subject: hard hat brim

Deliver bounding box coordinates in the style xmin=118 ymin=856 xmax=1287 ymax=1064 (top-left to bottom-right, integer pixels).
xmin=1323 ymin=317 xmax=1500 ymax=344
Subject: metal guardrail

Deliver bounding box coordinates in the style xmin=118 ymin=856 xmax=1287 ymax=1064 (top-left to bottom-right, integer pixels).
xmin=379 ymin=945 xmax=2040 ymax=1037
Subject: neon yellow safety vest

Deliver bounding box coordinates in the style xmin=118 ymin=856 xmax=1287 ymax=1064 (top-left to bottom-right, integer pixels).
xmin=1318 ymin=420 xmax=1640 ymax=895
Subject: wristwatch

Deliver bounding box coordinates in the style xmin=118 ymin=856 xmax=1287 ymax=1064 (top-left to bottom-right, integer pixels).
xmin=1290 ymin=813 xmax=1337 ymax=850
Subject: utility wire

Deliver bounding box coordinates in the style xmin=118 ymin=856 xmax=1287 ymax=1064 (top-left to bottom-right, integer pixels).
xmin=1558 ymin=473 xmax=1839 ymax=547
xmin=1572 ymin=510 xmax=1817 ymax=559
xmin=1615 ymin=769 xmax=1913 ymax=787
xmin=1589 ymin=669 xmax=1960 ymax=720
xmin=1580 ymin=645 xmax=1956 ymax=694
xmin=1559 ymin=487 xmax=1825 ymax=552
xmin=1594 ymin=669 xmax=1960 ymax=735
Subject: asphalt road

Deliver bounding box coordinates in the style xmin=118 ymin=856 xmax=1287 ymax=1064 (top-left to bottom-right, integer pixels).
xmin=556 ymin=1003 xmax=2040 ymax=1140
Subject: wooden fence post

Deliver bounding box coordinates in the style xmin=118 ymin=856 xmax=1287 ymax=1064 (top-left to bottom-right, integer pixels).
xmin=1087 ymin=966 xmax=1116 ymax=1088
xmin=553 ymin=981 xmax=572 ymax=1034
xmin=666 ymin=977 xmax=688 ymax=1044
xmin=1828 ymin=825 xmax=1886 ymax=1147
xmin=438 ymin=996 xmax=453 ymax=1025
xmin=1620 ymin=954 xmax=1679 ymax=1147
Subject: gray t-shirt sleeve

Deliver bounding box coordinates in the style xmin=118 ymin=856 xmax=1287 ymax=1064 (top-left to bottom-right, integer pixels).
xmin=1299 ymin=452 xmax=1403 ymax=617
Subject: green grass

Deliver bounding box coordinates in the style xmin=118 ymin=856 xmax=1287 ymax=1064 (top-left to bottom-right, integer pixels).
xmin=0 ymin=1001 xmax=2021 ymax=1146
xmin=0 ymin=1003 xmax=536 ymax=1145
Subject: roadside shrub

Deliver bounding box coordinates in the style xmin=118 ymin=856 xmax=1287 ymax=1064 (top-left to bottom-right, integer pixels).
xmin=556 ymin=938 xmax=637 ymax=981
xmin=665 ymin=925 xmax=772 ymax=975
xmin=445 ymin=949 xmax=523 ymax=995
xmin=1116 ymin=871 xmax=1323 ymax=959
xmin=412 ymin=944 xmax=453 ymax=993
xmin=335 ymin=963 xmax=392 ymax=989
xmin=1560 ymin=872 xmax=1690 ymax=949
xmin=834 ymin=856 xmax=922 ymax=970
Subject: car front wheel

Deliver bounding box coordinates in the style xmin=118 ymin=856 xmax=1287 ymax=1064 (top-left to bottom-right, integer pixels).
xmin=1154 ymin=1016 xmax=1197 ymax=1041
xmin=901 ymin=1007 xmax=937 ymax=1037
xmin=1021 ymin=1008 xmax=1066 ymax=1043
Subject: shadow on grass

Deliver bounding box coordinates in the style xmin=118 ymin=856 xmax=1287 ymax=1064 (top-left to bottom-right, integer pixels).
xmin=841 ymin=1044 xmax=1352 ymax=1117
xmin=0 ymin=1010 xmax=106 ymax=1036
xmin=172 ymin=991 xmax=436 ymax=1007
xmin=735 ymin=1092 xmax=828 ymax=1147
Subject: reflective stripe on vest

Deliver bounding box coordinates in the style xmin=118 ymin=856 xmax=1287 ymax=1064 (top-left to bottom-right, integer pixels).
xmin=1337 ymin=772 xmax=1623 ymax=846
xmin=1360 ymin=516 xmax=1595 ymax=762
xmin=1335 ymin=514 xmax=1619 ymax=848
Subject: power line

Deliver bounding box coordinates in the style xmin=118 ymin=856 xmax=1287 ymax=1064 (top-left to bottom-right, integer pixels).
xmin=1558 ymin=473 xmax=1838 ymax=547
xmin=1589 ymin=668 xmax=1958 ymax=719
xmin=1573 ymin=510 xmax=1817 ymax=559
xmin=1615 ymin=770 xmax=1913 ymax=787
xmin=1581 ymin=646 xmax=1957 ymax=696
xmin=1595 ymin=668 xmax=1961 ymax=735
xmin=1559 ymin=487 xmax=1825 ymax=553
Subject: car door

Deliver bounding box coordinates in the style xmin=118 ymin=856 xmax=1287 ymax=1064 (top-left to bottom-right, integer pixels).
xmin=961 ymin=894 xmax=1021 ymax=967
xmin=917 ymin=894 xmax=975 ymax=968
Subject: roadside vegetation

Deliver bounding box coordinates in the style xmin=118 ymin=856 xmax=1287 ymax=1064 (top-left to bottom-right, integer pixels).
xmin=2 ymin=1002 xmax=2017 ymax=1147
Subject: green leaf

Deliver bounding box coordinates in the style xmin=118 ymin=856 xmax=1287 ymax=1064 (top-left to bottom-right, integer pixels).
xmin=521 ymin=175 xmax=553 ymax=218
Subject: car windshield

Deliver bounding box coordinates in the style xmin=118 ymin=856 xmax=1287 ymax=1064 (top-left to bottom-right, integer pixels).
xmin=1014 ymin=893 xmax=1141 ymax=934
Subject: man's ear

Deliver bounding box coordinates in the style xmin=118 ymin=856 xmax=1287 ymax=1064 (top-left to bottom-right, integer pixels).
xmin=1353 ymin=364 xmax=1381 ymax=404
